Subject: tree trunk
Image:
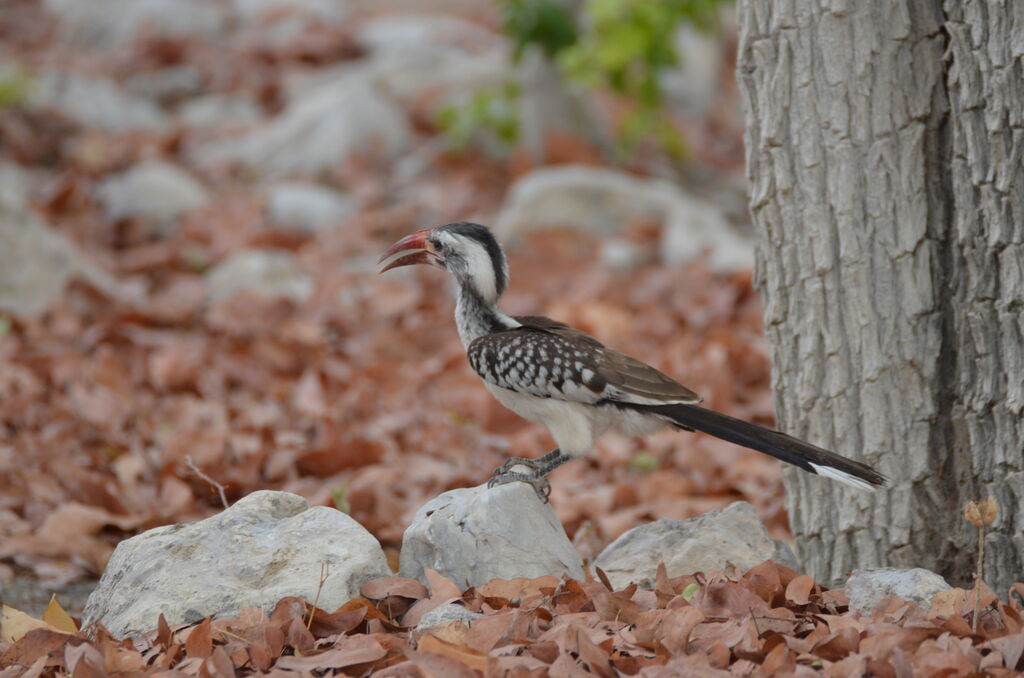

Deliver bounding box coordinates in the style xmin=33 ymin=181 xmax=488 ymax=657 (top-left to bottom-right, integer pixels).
xmin=737 ymin=1 xmax=1024 ymax=593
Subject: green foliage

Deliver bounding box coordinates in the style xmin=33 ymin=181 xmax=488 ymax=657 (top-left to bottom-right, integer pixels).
xmin=331 ymin=483 xmax=350 ymax=514
xmin=0 ymin=64 xmax=34 ymax=109
xmin=436 ymin=82 xmax=521 ymax=150
xmin=558 ymin=0 xmax=724 ymax=160
xmin=502 ymin=0 xmax=578 ymax=59
xmin=627 ymin=450 xmax=660 ymax=472
xmin=439 ymin=0 xmax=728 ymax=161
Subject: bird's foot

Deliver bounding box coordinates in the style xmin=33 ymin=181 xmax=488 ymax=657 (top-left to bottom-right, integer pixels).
xmin=486 ymin=470 xmax=552 ymax=503
xmin=490 ymin=456 xmax=543 ymax=476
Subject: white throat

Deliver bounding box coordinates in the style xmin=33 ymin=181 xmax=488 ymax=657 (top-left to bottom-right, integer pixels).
xmin=454 ymin=287 xmax=519 ymax=347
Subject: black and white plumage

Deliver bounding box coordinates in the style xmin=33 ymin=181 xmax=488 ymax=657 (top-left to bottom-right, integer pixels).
xmin=380 ymin=222 xmax=886 ymax=499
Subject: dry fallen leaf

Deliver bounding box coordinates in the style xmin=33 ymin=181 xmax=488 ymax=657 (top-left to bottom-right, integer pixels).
xmin=1 ymin=606 xmax=65 ymax=643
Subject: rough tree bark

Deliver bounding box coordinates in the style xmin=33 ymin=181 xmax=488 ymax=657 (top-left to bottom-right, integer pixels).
xmin=737 ymin=1 xmax=1023 ymax=592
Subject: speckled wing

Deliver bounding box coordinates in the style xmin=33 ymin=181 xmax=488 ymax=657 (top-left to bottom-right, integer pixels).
xmin=466 ymin=315 xmax=703 ymax=406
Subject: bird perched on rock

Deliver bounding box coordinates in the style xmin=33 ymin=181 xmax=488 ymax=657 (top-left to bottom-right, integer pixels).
xmin=379 ymin=222 xmax=885 ymax=501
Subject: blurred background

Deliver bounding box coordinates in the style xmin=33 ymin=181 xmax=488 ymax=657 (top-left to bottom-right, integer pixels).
xmin=0 ymin=0 xmax=781 ymax=613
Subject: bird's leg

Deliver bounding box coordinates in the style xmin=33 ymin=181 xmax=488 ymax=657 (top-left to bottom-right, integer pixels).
xmin=487 ymin=449 xmax=570 ymax=502
xmin=489 ymin=448 xmax=564 ymax=476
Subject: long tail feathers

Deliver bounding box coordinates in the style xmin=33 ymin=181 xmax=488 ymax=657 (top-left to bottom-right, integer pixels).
xmin=649 ymin=404 xmax=887 ymax=490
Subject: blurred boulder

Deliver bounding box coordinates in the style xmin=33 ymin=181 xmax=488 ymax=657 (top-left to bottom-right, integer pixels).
xmin=233 ymin=0 xmax=348 ymax=24
xmin=44 ymin=0 xmax=226 ymax=46
xmin=0 ymin=164 xmax=118 ymax=318
xmin=206 ymin=249 xmax=313 ymax=303
xmin=266 ymin=182 xmax=356 ymax=232
xmin=97 ymin=161 xmax=209 ymax=225
xmin=32 ymin=72 xmax=170 ymax=133
xmin=660 ymin=191 xmax=754 ymax=272
xmin=494 ymin=165 xmax=754 ymax=272
xmin=83 ymin=490 xmax=390 ymax=639
xmin=179 ymin=94 xmax=263 ymax=130
xmin=593 ymin=502 xmax=775 ymax=590
xmin=845 ymin=568 xmax=952 ymax=615
xmin=197 ymin=75 xmax=411 ymax=176
xmin=399 ymin=483 xmax=584 ymax=590
xmin=660 ymin=24 xmax=726 ymax=119
xmin=126 ymin=66 xmax=204 ymax=103
xmin=353 ymin=14 xmax=508 ymax=103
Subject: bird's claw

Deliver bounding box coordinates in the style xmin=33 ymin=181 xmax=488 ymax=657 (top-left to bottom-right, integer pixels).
xmin=491 ymin=457 xmax=541 ymax=476
xmin=487 ymin=471 xmax=552 ymax=503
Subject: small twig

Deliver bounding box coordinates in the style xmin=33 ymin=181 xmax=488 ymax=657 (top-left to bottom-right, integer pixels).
xmin=749 ymin=606 xmax=761 ymax=638
xmin=973 ymin=522 xmax=985 ymax=633
xmin=965 ymin=497 xmax=998 ymax=634
xmin=185 ymin=456 xmax=229 ymax=509
xmin=306 ymin=562 xmax=330 ymax=632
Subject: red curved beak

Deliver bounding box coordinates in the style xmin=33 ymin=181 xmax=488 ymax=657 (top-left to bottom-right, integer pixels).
xmin=377 ymin=229 xmax=437 ymax=273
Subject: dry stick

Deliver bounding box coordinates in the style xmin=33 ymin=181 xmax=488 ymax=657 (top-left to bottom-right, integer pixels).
xmin=185 ymin=455 xmax=229 ymax=509
xmin=306 ymin=562 xmax=330 ymax=632
xmin=973 ymin=522 xmax=986 ymax=634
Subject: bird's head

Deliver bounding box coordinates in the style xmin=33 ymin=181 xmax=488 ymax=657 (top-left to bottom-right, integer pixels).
xmin=378 ymin=222 xmax=509 ymax=304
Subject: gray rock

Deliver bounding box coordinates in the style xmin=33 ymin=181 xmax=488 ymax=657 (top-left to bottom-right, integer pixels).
xmin=266 ymin=182 xmax=355 ymax=232
xmin=0 ymin=165 xmax=119 ymax=317
xmin=772 ymin=539 xmax=801 ymax=573
xmin=83 ymin=490 xmax=390 ymax=639
xmin=660 ymin=192 xmax=755 ymax=272
xmin=399 ymin=483 xmax=584 ymax=590
xmin=32 ymin=72 xmax=171 ymax=133
xmin=44 ymin=0 xmax=226 ymax=45
xmin=494 ymin=165 xmax=754 ymax=272
xmin=179 ymin=94 xmax=263 ymax=130
xmin=660 ymin=24 xmax=725 ymax=119
xmin=357 ymin=15 xmax=497 ymax=54
xmin=97 ymin=161 xmax=209 ymax=224
xmin=845 ymin=567 xmax=952 ymax=615
xmin=205 ymin=249 xmax=313 ymax=303
xmin=198 ymin=75 xmax=411 ymax=177
xmin=126 ymin=66 xmax=204 ymax=103
xmin=232 ymin=0 xmax=347 ymax=24
xmin=414 ymin=603 xmax=483 ymax=631
xmin=593 ymin=502 xmax=775 ymax=590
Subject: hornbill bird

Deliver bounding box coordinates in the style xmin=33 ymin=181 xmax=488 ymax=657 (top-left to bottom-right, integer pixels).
xmin=379 ymin=222 xmax=886 ymax=500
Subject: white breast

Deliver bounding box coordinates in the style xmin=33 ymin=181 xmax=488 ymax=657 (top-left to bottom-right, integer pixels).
xmin=482 ymin=382 xmax=669 ymax=456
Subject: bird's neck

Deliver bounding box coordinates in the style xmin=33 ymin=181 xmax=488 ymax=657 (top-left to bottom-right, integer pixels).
xmin=454 ymin=284 xmax=518 ymax=347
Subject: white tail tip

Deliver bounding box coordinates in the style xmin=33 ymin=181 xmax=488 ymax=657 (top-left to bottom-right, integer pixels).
xmin=809 ymin=462 xmax=879 ymax=491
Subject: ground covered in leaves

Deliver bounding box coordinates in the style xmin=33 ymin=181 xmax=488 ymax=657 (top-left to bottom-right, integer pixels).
xmin=7 ymin=1 xmax=1024 ymax=676
xmin=0 ymin=0 xmax=778 ymax=593
xmin=5 ymin=564 xmax=1024 ymax=677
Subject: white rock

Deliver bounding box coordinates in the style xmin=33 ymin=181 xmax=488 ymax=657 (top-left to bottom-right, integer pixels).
xmin=399 ymin=483 xmax=584 ymax=590
xmin=414 ymin=604 xmax=483 ymax=631
xmin=44 ymin=0 xmax=226 ymax=46
xmin=83 ymin=491 xmax=390 ymax=639
xmin=198 ymin=75 xmax=411 ymax=177
xmin=0 ymin=165 xmax=119 ymax=318
xmin=266 ymin=182 xmax=355 ymax=231
xmin=97 ymin=161 xmax=209 ymax=224
xmin=358 ymin=15 xmax=497 ymax=53
xmin=660 ymin=24 xmax=725 ymax=119
xmin=660 ymin=193 xmax=755 ymax=272
xmin=288 ymin=15 xmax=510 ymax=106
xmin=233 ymin=0 xmax=348 ymax=24
xmin=178 ymin=94 xmax=263 ymax=130
xmin=845 ymin=567 xmax=952 ymax=615
xmin=32 ymin=72 xmax=170 ymax=133
xmin=593 ymin=502 xmax=776 ymax=590
xmin=495 ymin=165 xmax=754 ymax=272
xmin=205 ymin=249 xmax=313 ymax=303
xmin=126 ymin=66 xmax=203 ymax=103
